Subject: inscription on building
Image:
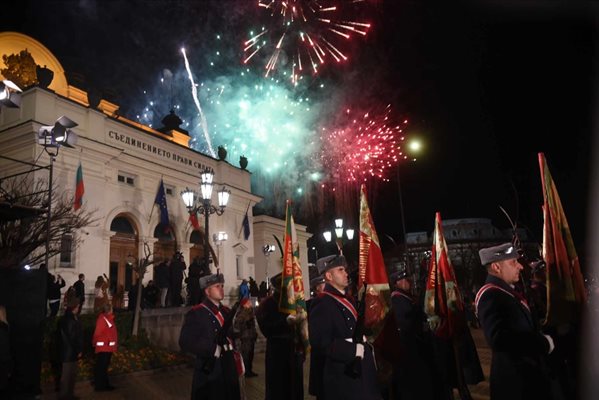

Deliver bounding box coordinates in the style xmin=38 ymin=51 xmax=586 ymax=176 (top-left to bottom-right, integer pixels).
xmin=108 ymin=130 xmax=209 ymax=172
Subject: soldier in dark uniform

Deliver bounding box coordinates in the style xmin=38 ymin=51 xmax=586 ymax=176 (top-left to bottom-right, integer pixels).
xmin=307 ymin=274 xmax=325 ymax=399
xmin=306 ymin=275 xmax=325 ymax=313
xmin=179 ymin=273 xmax=241 ymax=400
xmin=309 ymin=255 xmax=380 ymax=400
xmin=256 ymin=272 xmax=304 ymax=400
xmin=389 ymin=269 xmax=433 ymax=400
xmin=476 ymin=243 xmax=556 ymax=400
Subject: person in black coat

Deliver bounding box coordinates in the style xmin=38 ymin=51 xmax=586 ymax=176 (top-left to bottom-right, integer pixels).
xmin=179 ymin=273 xmax=240 ymax=400
xmin=57 ymin=296 xmax=83 ymax=400
xmin=154 ymin=259 xmax=170 ymax=307
xmin=169 ymin=252 xmax=187 ymax=306
xmin=73 ymin=274 xmax=85 ymax=315
xmin=48 ymin=274 xmax=66 ymax=317
xmin=187 ymin=258 xmax=203 ymax=306
xmin=309 ymin=255 xmax=380 ymax=400
xmin=0 ymin=305 xmax=10 ymax=397
xmin=389 ymin=269 xmax=434 ymax=400
xmin=256 ymin=272 xmax=305 ymax=400
xmin=476 ymin=243 xmax=556 ymax=400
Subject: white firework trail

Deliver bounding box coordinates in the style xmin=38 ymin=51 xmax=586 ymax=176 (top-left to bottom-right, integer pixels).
xmin=181 ymin=47 xmax=216 ymax=158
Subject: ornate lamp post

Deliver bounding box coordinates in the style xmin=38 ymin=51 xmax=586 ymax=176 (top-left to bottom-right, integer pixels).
xmin=212 ymin=231 xmax=228 ymax=267
xmin=181 ymin=167 xmax=230 ymax=272
xmin=262 ymin=244 xmax=275 ymax=289
xmin=37 ymin=116 xmax=78 ymax=268
xmin=323 ymin=218 xmax=355 ymax=255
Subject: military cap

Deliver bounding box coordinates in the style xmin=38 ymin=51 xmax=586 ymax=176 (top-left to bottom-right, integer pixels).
xmin=310 ymin=275 xmax=326 ymax=289
xmin=316 ymin=254 xmax=347 ymax=275
xmin=200 ymin=273 xmax=224 ymax=290
xmin=479 ymin=242 xmax=519 ymax=266
xmin=389 ymin=268 xmax=411 ymax=283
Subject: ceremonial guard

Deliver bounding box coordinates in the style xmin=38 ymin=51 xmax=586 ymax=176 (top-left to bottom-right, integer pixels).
xmin=389 ymin=269 xmax=433 ymax=400
xmin=179 ymin=273 xmax=241 ymax=400
xmin=476 ymin=243 xmax=556 ymax=400
xmin=256 ymin=273 xmax=304 ymax=400
xmin=309 ymin=255 xmax=380 ymax=400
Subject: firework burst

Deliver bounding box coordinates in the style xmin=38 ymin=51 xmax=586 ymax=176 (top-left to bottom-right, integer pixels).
xmin=317 ymin=104 xmax=409 ymax=185
xmin=244 ymin=0 xmax=371 ymax=85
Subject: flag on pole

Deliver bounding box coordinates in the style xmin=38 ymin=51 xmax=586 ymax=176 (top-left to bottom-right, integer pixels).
xmin=154 ymin=179 xmax=170 ymax=232
xmin=278 ymin=200 xmax=310 ymax=353
xmin=538 ymin=152 xmax=586 ymax=327
xmin=424 ymin=212 xmax=465 ymax=339
xmin=73 ymin=162 xmax=84 ymax=211
xmin=242 ymin=211 xmax=251 ymax=240
xmin=189 ymin=212 xmax=201 ymax=231
xmin=358 ymin=184 xmax=390 ymax=328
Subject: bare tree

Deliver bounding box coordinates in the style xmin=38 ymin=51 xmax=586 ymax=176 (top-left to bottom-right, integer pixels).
xmin=0 ymin=176 xmax=95 ymax=269
xmin=131 ymin=242 xmax=154 ymax=336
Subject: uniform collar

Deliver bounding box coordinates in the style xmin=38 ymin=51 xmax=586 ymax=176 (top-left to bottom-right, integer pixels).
xmin=323 ymin=283 xmax=346 ymax=298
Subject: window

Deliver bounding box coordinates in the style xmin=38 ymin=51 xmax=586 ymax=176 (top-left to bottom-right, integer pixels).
xmin=236 ymin=255 xmax=243 ymax=279
xmin=117 ymin=172 xmax=136 ymax=186
xmin=165 ymin=185 xmax=174 ymax=196
xmin=60 ymin=234 xmax=74 ymax=266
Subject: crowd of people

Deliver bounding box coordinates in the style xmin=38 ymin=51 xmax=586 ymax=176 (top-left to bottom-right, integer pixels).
xmin=1 ymin=241 xmax=582 ymax=400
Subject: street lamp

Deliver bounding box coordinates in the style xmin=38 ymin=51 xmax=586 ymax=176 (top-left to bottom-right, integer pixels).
xmin=0 ymin=80 xmax=22 ymax=109
xmin=397 ymin=138 xmax=422 ymax=273
xmin=323 ymin=218 xmax=354 ymax=255
xmin=262 ymin=244 xmax=275 ymax=289
xmin=37 ymin=116 xmax=78 ymax=268
xmin=212 ymin=231 xmax=228 ymax=267
xmin=181 ymin=167 xmax=230 ymax=273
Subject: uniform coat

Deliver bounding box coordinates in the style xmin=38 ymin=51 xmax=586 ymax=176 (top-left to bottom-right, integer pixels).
xmin=308 ymin=284 xmax=380 ymax=400
xmin=256 ymin=294 xmax=304 ymax=400
xmin=476 ymin=275 xmax=553 ymax=400
xmin=390 ymin=289 xmax=433 ymax=400
xmin=179 ymin=299 xmax=240 ymax=400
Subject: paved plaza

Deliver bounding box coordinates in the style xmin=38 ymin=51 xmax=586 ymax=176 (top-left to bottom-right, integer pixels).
xmin=41 ymin=328 xmax=491 ymax=400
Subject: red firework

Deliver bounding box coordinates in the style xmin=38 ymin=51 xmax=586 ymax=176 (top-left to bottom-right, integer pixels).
xmin=244 ymin=0 xmax=371 ymax=85
xmin=318 ymin=105 xmax=409 ymax=184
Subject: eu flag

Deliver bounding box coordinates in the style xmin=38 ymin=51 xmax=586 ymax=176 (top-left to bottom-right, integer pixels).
xmin=242 ymin=211 xmax=250 ymax=240
xmin=154 ymin=179 xmax=170 ymax=232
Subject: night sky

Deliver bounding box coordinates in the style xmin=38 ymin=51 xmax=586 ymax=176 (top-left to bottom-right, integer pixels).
xmin=2 ymin=1 xmax=596 ymax=260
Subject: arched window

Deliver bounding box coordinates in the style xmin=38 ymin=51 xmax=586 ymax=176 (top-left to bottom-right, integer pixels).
xmin=110 ymin=216 xmax=136 ymax=234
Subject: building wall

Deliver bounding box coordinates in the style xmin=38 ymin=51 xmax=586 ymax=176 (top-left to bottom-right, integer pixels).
xmin=1 ymin=86 xmax=261 ymax=304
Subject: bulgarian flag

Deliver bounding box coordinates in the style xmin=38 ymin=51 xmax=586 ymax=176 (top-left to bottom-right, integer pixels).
xmin=358 ymin=184 xmax=390 ymax=328
xmin=539 ymin=153 xmax=586 ymax=327
xmin=278 ymin=200 xmax=310 ymax=353
xmin=189 ymin=212 xmax=201 ymax=231
xmin=424 ymin=212 xmax=465 ymax=339
xmin=73 ymin=162 xmax=84 ymax=211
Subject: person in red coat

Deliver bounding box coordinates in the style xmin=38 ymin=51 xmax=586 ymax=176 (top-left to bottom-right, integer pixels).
xmin=93 ymin=303 xmax=118 ymax=391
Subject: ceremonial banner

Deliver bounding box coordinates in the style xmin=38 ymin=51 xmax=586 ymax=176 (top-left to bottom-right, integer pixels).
xmin=358 ymin=184 xmax=389 ymax=328
xmin=278 ymin=200 xmax=310 ymax=353
xmin=73 ymin=162 xmax=84 ymax=211
xmin=538 ymin=152 xmax=586 ymax=327
xmin=424 ymin=212 xmax=465 ymax=338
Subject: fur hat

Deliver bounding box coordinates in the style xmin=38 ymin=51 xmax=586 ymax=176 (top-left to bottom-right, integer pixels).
xmin=200 ymin=273 xmax=224 ymax=290
xmin=479 ymin=242 xmax=520 ymax=266
xmin=316 ymin=255 xmax=347 ymax=275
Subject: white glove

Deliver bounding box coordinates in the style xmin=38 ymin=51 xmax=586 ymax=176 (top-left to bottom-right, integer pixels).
xmin=355 ymin=343 xmax=365 ymax=359
xmin=543 ymin=334 xmax=555 ymax=354
xmin=214 ymin=345 xmax=222 ymax=358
